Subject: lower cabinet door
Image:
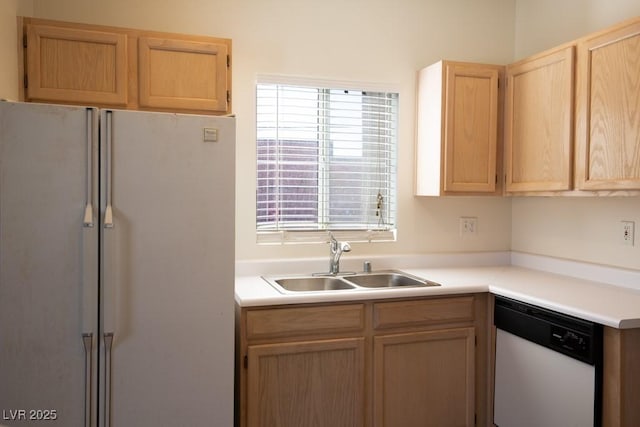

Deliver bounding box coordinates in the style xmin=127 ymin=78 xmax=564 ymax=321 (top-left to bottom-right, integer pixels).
xmin=247 ymin=337 xmax=366 ymax=427
xmin=374 ymin=327 xmax=475 ymax=427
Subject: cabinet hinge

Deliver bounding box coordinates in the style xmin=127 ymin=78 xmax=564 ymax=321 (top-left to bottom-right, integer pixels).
xmin=23 ymin=34 xmax=27 ymax=48
xmin=495 ymin=174 xmax=498 ymax=184
xmin=475 ymin=413 xmax=477 ymax=425
xmin=227 ymin=55 xmax=230 ymax=68
xmin=475 ymin=336 xmax=477 ymax=346
xmin=227 ymin=90 xmax=231 ymax=103
xmin=243 ymin=355 xmax=248 ymax=369
xmin=24 ymin=74 xmax=28 ymax=89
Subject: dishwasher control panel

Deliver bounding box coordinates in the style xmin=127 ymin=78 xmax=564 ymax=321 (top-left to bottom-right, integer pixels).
xmin=550 ymin=325 xmax=591 ymax=360
xmin=494 ymin=295 xmax=602 ymax=365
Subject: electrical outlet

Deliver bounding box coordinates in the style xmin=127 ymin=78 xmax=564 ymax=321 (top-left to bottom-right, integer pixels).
xmin=460 ymin=217 xmax=477 ymax=237
xmin=621 ymin=221 xmax=635 ymax=246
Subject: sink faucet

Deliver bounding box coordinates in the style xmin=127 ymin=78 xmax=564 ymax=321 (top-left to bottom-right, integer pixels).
xmin=328 ymin=233 xmax=351 ymax=275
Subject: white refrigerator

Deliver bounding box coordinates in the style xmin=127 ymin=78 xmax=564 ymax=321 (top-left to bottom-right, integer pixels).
xmin=0 ymin=101 xmax=235 ymax=427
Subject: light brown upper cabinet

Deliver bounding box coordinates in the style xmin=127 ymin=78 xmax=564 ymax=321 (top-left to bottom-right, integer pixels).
xmin=137 ymin=37 xmax=228 ymax=112
xmin=21 ymin=18 xmax=231 ymax=115
xmin=575 ymin=18 xmax=640 ymax=191
xmin=504 ymin=46 xmax=575 ymax=193
xmin=415 ymin=61 xmax=503 ymax=196
xmin=24 ymin=22 xmax=128 ymax=106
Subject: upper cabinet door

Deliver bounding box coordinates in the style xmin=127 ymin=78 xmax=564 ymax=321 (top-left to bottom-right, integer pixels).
xmin=504 ymin=46 xmax=575 ymax=192
xmin=138 ymin=37 xmax=229 ymax=113
xmin=444 ymin=63 xmax=500 ymax=193
xmin=26 ymin=23 xmax=128 ymax=106
xmin=575 ymin=19 xmax=640 ymax=190
xmin=415 ymin=61 xmax=503 ymax=196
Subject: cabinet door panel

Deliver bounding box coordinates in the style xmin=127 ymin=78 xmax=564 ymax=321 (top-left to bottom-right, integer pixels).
xmin=576 ymin=20 xmax=640 ymax=190
xmin=505 ymin=46 xmax=574 ymax=192
xmin=247 ymin=338 xmax=365 ymax=427
xmin=138 ymin=37 xmax=229 ymax=112
xmin=26 ymin=24 xmax=128 ymax=105
xmin=444 ymin=64 xmax=499 ymax=192
xmin=374 ymin=328 xmax=475 ymax=427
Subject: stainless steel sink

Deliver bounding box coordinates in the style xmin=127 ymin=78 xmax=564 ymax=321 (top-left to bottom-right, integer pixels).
xmin=270 ymin=277 xmax=356 ymax=292
xmin=343 ymin=271 xmax=440 ymax=288
xmin=263 ymin=270 xmax=440 ymax=294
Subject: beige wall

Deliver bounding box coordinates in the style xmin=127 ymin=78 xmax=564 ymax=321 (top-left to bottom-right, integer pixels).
xmin=515 ymin=0 xmax=640 ymax=59
xmin=1 ymin=0 xmax=639 ymax=269
xmin=511 ymin=0 xmax=640 ymax=270
xmin=13 ymin=0 xmax=515 ymax=261
xmin=0 ymin=0 xmax=33 ymax=100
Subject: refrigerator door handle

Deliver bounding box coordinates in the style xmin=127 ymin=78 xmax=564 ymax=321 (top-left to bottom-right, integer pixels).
xmin=83 ymin=108 xmax=95 ymax=228
xmin=82 ymin=333 xmax=93 ymax=427
xmin=104 ymin=111 xmax=114 ymax=229
xmin=103 ymin=333 xmax=114 ymax=427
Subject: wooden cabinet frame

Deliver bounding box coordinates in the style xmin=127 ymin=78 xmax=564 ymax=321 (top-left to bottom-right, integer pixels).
xmin=602 ymin=327 xmax=640 ymax=427
xmin=20 ymin=17 xmax=231 ymax=115
xmin=415 ymin=61 xmax=504 ymax=196
xmin=504 ymin=16 xmax=640 ymax=195
xmin=236 ymin=294 xmax=492 ymax=427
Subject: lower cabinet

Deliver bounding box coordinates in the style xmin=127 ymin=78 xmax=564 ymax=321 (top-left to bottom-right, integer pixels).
xmin=373 ymin=328 xmax=475 ymax=427
xmin=246 ymin=338 xmax=366 ymax=427
xmin=236 ymin=294 xmax=489 ymax=427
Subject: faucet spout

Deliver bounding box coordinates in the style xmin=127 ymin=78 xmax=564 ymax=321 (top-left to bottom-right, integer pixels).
xmin=329 ymin=233 xmax=351 ymax=275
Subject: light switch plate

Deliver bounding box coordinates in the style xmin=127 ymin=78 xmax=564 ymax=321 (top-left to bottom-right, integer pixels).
xmin=622 ymin=220 xmax=635 ymax=246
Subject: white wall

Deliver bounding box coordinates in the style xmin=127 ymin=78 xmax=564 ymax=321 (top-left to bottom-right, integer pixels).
xmin=512 ymin=0 xmax=640 ymax=270
xmin=13 ymin=0 xmax=515 ymax=261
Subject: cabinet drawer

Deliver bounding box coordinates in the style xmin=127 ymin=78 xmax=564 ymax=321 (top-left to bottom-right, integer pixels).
xmin=373 ymin=296 xmax=474 ymax=330
xmin=246 ymin=304 xmax=365 ymax=340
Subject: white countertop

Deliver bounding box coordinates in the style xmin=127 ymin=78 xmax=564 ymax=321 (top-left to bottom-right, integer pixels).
xmin=235 ymin=252 xmax=640 ymax=329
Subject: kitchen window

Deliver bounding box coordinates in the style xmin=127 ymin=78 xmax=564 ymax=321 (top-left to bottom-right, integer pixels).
xmin=256 ymin=77 xmax=398 ymax=244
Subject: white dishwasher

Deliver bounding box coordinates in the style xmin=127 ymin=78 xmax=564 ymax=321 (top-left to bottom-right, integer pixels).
xmin=493 ymin=296 xmax=603 ymax=427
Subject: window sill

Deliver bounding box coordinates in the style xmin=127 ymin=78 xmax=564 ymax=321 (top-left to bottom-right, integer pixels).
xmin=256 ymin=229 xmax=396 ymax=245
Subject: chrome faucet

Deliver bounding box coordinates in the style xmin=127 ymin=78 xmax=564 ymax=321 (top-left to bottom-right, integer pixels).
xmin=328 ymin=233 xmax=351 ymax=275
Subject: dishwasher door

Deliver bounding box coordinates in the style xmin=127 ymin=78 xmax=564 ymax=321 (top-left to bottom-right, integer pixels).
xmin=493 ymin=296 xmax=602 ymax=427
xmin=494 ymin=329 xmax=596 ymax=427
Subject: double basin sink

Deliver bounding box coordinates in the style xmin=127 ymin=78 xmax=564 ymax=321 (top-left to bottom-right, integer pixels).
xmin=263 ymin=270 xmax=441 ymax=294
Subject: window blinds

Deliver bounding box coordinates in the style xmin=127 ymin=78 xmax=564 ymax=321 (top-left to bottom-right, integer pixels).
xmin=256 ymin=81 xmax=398 ymax=242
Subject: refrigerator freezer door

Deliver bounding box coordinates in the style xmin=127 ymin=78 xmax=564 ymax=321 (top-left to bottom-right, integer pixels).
xmin=99 ymin=110 xmax=235 ymax=427
xmin=0 ymin=102 xmax=99 ymax=426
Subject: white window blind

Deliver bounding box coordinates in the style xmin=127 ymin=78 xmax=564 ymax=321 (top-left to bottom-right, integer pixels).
xmin=256 ymin=79 xmax=398 ymax=243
